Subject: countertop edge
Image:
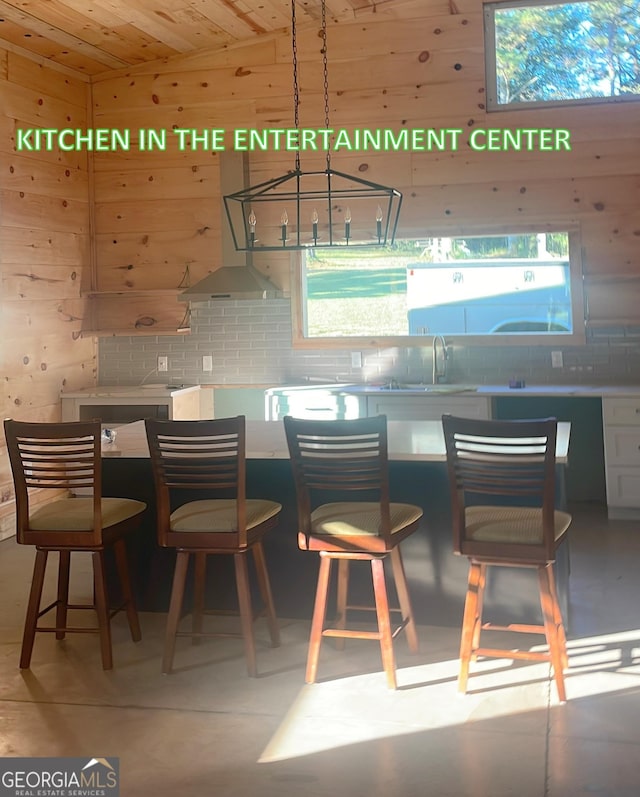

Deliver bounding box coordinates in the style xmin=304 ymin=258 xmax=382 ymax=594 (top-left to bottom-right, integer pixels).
xmin=268 ymin=384 xmax=640 ymax=398
xmin=61 ymin=385 xmax=201 ymax=398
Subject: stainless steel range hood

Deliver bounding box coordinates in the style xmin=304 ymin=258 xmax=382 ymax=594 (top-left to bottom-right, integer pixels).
xmin=179 ymin=263 xmax=282 ymax=301
xmin=179 ymin=152 xmax=283 ymax=302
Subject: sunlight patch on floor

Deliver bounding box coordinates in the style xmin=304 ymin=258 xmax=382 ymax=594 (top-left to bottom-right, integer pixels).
xmin=259 ymin=630 xmax=640 ymax=763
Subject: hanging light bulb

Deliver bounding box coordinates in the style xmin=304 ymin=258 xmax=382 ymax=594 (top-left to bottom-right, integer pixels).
xmin=248 ymin=209 xmax=257 ymax=246
xmin=344 ymin=207 xmax=351 ymax=243
xmin=376 ymin=205 xmax=383 ymax=243
xmin=311 ymin=208 xmax=319 ymax=243
xmin=281 ymin=209 xmax=289 ymax=245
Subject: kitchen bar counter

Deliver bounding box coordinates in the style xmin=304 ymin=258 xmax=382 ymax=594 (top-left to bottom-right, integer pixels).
xmin=102 ymin=419 xmax=572 ymax=630
xmin=102 ymin=419 xmax=570 ymax=462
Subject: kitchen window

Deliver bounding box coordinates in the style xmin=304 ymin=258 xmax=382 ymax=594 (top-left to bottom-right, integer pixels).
xmin=484 ymin=0 xmax=640 ymax=110
xmin=291 ymin=229 xmax=585 ymax=348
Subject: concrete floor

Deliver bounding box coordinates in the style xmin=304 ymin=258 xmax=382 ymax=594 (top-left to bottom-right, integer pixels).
xmin=0 ymin=502 xmax=639 ymax=797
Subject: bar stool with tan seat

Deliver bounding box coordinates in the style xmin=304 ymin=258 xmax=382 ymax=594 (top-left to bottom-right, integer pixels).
xmin=284 ymin=414 xmax=423 ymax=689
xmin=4 ymin=419 xmax=146 ymax=670
xmin=442 ymin=414 xmax=571 ymax=701
xmin=144 ymin=416 xmax=281 ymax=676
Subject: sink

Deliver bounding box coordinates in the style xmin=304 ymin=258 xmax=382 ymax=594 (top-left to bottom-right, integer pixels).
xmin=368 ymin=384 xmax=477 ymax=394
xmin=420 ymin=385 xmax=477 ymax=394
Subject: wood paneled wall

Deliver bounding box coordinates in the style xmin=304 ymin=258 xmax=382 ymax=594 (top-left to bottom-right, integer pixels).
xmin=89 ymin=0 xmax=640 ymax=334
xmin=0 ymin=50 xmax=94 ymax=537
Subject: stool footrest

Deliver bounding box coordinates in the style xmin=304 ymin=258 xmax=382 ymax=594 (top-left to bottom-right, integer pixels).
xmin=175 ymin=630 xmax=244 ymax=640
xmin=36 ymin=625 xmax=101 ymax=635
xmin=323 ymin=628 xmax=382 ymax=641
xmin=345 ymin=603 xmax=403 ymax=614
xmin=482 ymin=622 xmax=545 ymax=635
xmin=475 ymin=646 xmax=551 ymax=663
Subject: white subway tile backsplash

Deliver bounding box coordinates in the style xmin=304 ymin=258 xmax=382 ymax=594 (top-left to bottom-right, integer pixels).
xmin=98 ymin=298 xmax=640 ymax=387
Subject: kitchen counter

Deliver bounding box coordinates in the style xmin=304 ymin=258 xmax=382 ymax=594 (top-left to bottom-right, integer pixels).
xmin=478 ymin=384 xmax=640 ymax=396
xmin=61 ymin=384 xmax=200 ymax=398
xmin=334 ymin=383 xmax=640 ymax=397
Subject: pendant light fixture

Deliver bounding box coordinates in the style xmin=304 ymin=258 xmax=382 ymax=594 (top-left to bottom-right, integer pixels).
xmin=223 ymin=0 xmax=402 ymax=251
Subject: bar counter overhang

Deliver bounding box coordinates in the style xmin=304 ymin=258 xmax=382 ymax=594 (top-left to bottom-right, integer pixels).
xmin=100 ymin=419 xmax=572 ymax=629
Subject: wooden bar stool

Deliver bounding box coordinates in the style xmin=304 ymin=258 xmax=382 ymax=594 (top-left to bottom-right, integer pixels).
xmin=145 ymin=416 xmax=281 ymax=676
xmin=442 ymin=415 xmax=571 ymax=701
xmin=284 ymin=414 xmax=423 ymax=689
xmin=4 ymin=419 xmax=146 ymax=670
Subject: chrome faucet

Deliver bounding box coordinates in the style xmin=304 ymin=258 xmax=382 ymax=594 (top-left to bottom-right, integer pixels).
xmin=432 ymin=335 xmax=448 ymax=384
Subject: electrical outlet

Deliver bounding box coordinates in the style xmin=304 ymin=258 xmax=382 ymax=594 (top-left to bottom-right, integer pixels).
xmin=157 ymin=355 xmax=168 ymax=372
xmin=202 ymin=355 xmax=213 ymax=372
xmin=350 ymin=351 xmax=362 ymax=368
xmin=551 ymin=351 xmax=563 ymax=368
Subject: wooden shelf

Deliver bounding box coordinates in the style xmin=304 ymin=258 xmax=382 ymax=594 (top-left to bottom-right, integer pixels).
xmin=81 ymin=326 xmax=191 ymax=337
xmin=83 ymin=289 xmax=183 ymax=297
xmin=584 ymin=274 xmax=640 ymax=327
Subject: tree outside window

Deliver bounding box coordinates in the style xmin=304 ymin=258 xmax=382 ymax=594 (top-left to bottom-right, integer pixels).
xmin=485 ymin=0 xmax=640 ymax=108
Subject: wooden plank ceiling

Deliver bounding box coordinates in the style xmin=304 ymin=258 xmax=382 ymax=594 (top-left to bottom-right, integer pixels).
xmin=0 ymin=0 xmax=392 ymax=76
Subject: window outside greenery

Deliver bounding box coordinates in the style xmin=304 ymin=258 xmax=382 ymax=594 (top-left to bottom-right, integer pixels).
xmin=299 ymin=232 xmax=581 ymax=341
xmin=485 ymin=0 xmax=640 ymax=108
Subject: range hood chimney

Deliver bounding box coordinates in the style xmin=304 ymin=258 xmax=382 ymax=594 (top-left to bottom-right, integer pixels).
xmin=179 ymin=152 xmax=283 ymax=302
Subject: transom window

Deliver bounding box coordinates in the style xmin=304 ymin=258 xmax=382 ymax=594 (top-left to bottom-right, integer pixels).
xmin=292 ymin=230 xmax=585 ymax=347
xmin=485 ymin=0 xmax=640 ymax=110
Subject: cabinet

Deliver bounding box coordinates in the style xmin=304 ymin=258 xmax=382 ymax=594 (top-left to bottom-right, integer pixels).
xmin=494 ymin=395 xmax=605 ymax=505
xmin=213 ymin=388 xmax=269 ymax=421
xmin=365 ymin=394 xmax=491 ymax=421
xmin=61 ymin=386 xmax=203 ymax=424
xmin=602 ymin=397 xmax=640 ymax=516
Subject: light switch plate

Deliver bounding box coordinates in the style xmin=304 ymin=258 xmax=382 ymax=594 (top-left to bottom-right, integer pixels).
xmin=158 ymin=356 xmax=168 ymax=372
xmin=202 ymin=355 xmax=213 ymax=372
xmin=351 ymin=351 xmax=362 ymax=368
xmin=551 ymin=351 xmax=563 ymax=368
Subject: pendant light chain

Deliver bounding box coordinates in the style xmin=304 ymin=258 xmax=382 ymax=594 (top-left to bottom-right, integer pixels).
xmin=291 ymin=0 xmax=301 ymax=172
xmin=292 ymin=0 xmax=331 ymax=172
xmin=320 ymin=0 xmax=331 ymax=171
xmin=223 ymin=0 xmax=402 ymax=251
